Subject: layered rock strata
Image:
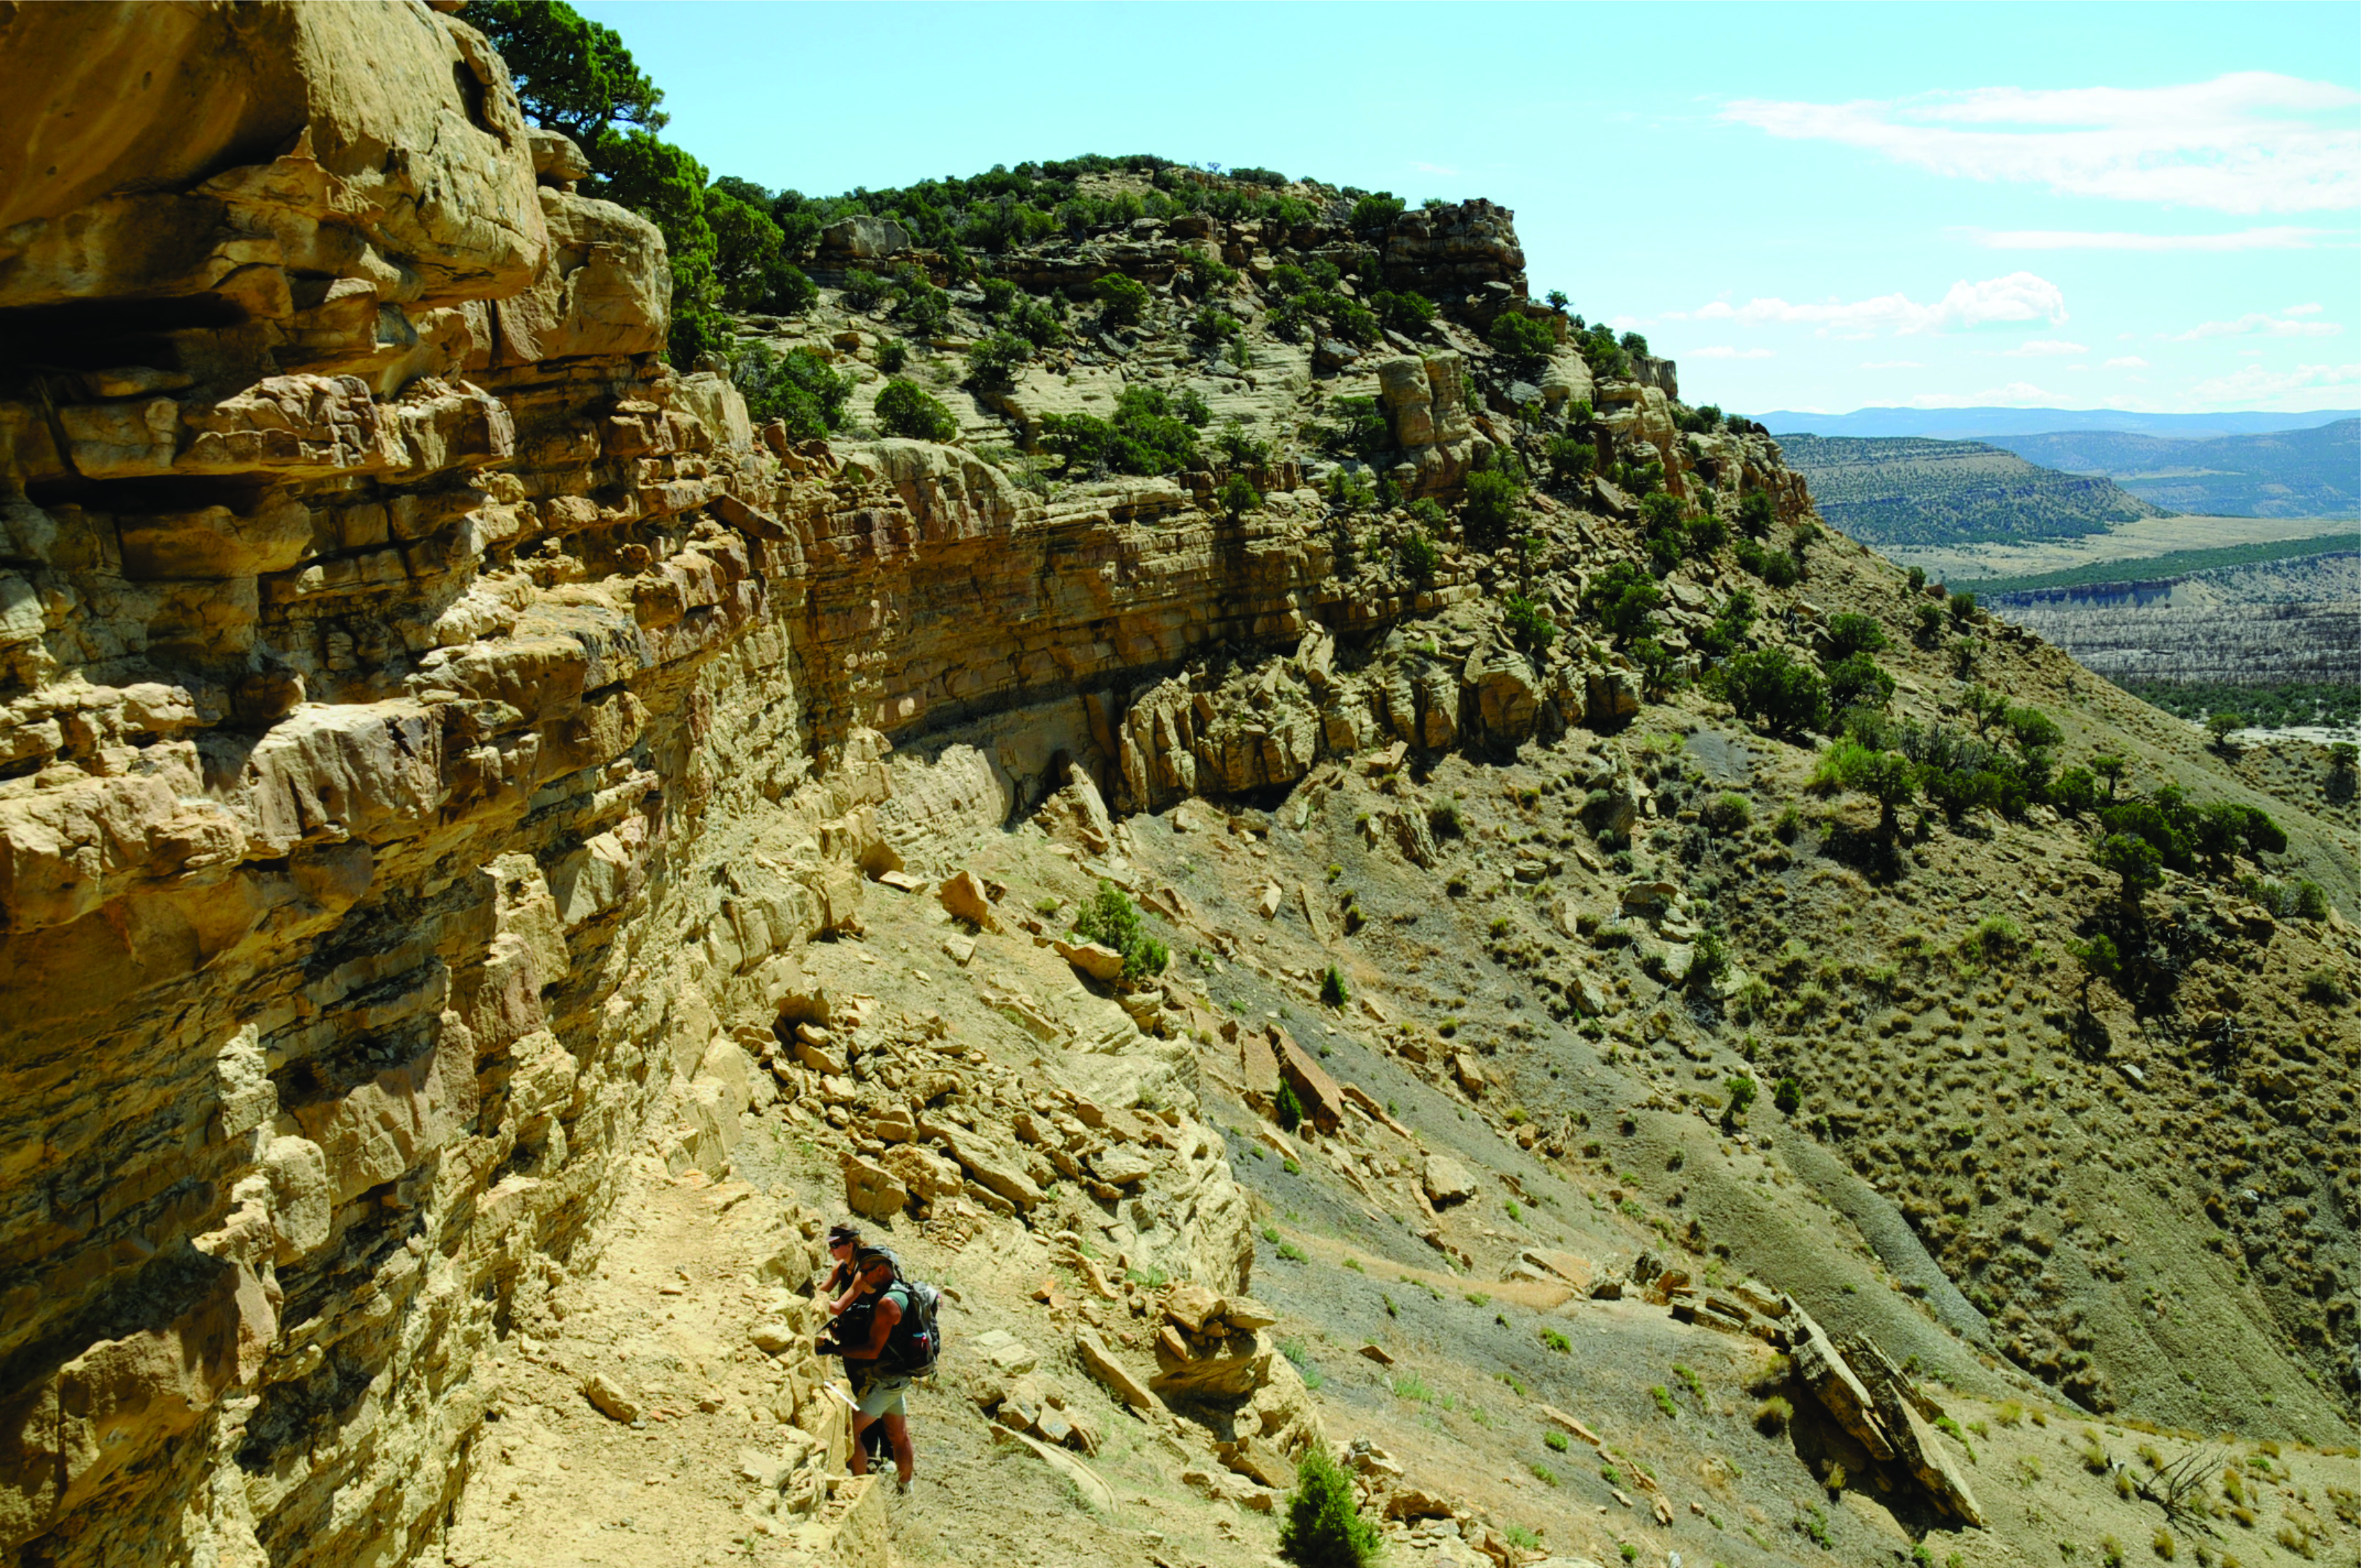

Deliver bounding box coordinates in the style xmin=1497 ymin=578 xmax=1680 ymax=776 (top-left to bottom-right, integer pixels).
xmin=0 ymin=7 xmax=1828 ymax=1564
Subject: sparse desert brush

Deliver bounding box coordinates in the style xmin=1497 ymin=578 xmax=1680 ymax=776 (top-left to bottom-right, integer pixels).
xmin=1755 ymin=1396 xmax=1794 ymax=1435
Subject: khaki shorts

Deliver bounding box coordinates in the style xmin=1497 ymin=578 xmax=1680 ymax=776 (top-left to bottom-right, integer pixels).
xmin=852 ymin=1372 xmax=909 ymax=1421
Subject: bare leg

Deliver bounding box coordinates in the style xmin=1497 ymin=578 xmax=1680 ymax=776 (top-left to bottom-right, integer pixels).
xmin=883 ymin=1413 xmax=914 ymax=1485
xmin=848 ymin=1412 xmax=874 ymax=1476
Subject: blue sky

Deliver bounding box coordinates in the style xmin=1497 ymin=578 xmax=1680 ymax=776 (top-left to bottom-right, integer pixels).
xmin=579 ymin=1 xmax=2360 ymax=418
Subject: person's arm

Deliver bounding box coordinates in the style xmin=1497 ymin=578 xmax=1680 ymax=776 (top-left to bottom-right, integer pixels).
xmin=854 ymin=1294 xmax=901 ymax=1361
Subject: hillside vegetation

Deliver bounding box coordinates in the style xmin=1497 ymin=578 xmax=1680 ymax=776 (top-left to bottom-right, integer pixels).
xmin=1991 ymin=419 xmax=2360 ymax=520
xmin=18 ymin=7 xmax=2354 ymax=1566
xmin=1774 ymin=434 xmax=2168 ymax=547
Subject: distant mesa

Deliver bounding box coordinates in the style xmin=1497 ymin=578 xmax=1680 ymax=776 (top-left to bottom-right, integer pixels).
xmin=1753 ymin=405 xmax=2359 ymax=442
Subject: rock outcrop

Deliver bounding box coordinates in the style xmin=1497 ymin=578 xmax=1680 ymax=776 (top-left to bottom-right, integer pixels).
xmin=0 ymin=10 xmax=1844 ymax=1566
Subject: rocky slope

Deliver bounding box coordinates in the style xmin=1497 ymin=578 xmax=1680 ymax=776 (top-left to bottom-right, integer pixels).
xmin=1 ymin=7 xmax=2355 ymax=1568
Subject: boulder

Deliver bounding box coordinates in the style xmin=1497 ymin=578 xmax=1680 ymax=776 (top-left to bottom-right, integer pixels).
xmin=970 ymin=1330 xmax=1039 ymax=1377
xmin=938 ymin=869 xmax=1000 ymax=931
xmin=582 ymin=1372 xmax=641 ymax=1424
xmin=1423 ymin=1155 xmax=1478 ymax=1207
xmin=927 ymin=1123 xmax=1046 ymax=1211
xmin=1218 ymin=1294 xmax=1278 ymax=1332
xmin=1077 ymin=1330 xmax=1159 ymax=1411
xmin=1165 ymin=1283 xmax=1223 ymax=1335
xmin=1239 ymin=1027 xmax=1282 ymax=1109
xmin=821 ymin=214 xmax=911 ymax=259
xmin=1091 ymin=1144 xmax=1155 ymax=1188
xmin=1464 ymin=645 xmax=1543 ymax=743
xmin=1150 ymin=1326 xmax=1272 ymax=1401
xmin=1585 ymin=667 xmax=1641 ymax=726
xmin=841 ymin=1154 xmax=909 ymax=1222
xmin=1054 ymin=939 xmax=1126 ymax=984
xmin=1271 ymin=1027 xmax=1346 ymax=1135
xmin=878 ymin=1144 xmax=962 ymax=1205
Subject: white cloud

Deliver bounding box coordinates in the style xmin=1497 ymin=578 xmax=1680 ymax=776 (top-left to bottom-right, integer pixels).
xmin=1723 ymin=73 xmax=2361 ymax=214
xmin=1410 ymin=161 xmax=1460 ymax=177
xmin=1687 ymin=346 xmax=1774 ymax=359
xmin=2184 ymin=359 xmax=2361 ymax=407
xmin=2003 ymin=338 xmax=2088 ymax=357
xmin=1859 ymin=360 xmax=1924 ymax=370
xmin=1668 ymin=271 xmax=2066 ymax=338
xmin=1899 ymin=381 xmax=2065 ymax=409
xmin=2104 ymin=355 xmax=2150 ymax=369
xmin=2165 ymin=312 xmax=2345 ymax=341
xmin=1958 ymin=225 xmax=2333 ymax=251
xmin=2284 ymin=302 xmax=2325 ymax=315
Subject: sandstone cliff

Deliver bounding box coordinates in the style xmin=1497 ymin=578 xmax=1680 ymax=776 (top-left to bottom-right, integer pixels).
xmin=5 ymin=7 xmax=2357 ymax=1567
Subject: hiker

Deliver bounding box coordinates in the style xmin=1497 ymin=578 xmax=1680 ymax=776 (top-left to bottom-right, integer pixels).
xmin=821 ymin=1222 xmax=869 ymax=1311
xmin=819 ymin=1235 xmax=917 ymax=1489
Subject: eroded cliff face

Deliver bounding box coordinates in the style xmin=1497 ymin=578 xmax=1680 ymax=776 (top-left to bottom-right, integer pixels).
xmin=0 ymin=7 xmax=1850 ymax=1564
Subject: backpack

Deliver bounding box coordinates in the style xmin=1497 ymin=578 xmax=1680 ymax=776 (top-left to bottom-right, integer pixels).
xmin=884 ymin=1276 xmax=942 ymax=1381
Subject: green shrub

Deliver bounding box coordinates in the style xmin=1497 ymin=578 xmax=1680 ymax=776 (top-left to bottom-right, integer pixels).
xmin=1503 ymin=593 xmax=1557 ymax=650
xmin=1756 ymin=1396 xmax=1793 ymax=1434
xmin=1396 ymin=530 xmax=1441 ymax=586
xmin=1320 ymin=964 xmax=1349 ymax=1009
xmin=1735 ymin=536 xmax=1801 ymax=587
xmin=872 ymin=378 xmax=959 ymax=442
xmin=1825 ymin=652 xmax=1895 ymax=714
xmin=1188 ymin=303 xmax=1241 ymax=341
xmin=1724 ymin=1074 xmax=1758 ymax=1120
xmin=1277 ymin=1442 xmax=1382 ymax=1568
xmin=1214 ymin=418 xmax=1271 ymax=469
xmin=1721 ymin=648 xmax=1829 ymax=738
xmin=1462 ymin=469 xmax=1522 ymax=545
xmin=1737 ymin=488 xmax=1776 ymax=535
xmin=1219 ymin=473 xmax=1263 ymax=520
xmin=735 ymin=342 xmax=853 ymax=439
xmin=1814 ymin=740 xmax=1919 ymax=840
xmin=1949 ymin=589 xmax=1979 ymax=626
xmin=1487 ymin=312 xmax=1559 ymax=377
xmin=1274 ymin=1080 xmax=1307 ymax=1132
xmin=2093 ymin=833 xmax=2164 ymax=912
xmin=1544 ymin=433 xmax=1596 ymax=485
xmin=1772 ymin=1075 xmax=1803 ymax=1114
xmin=1321 ymin=396 xmax=1392 ymax=460
xmin=1371 ymin=288 xmax=1435 ymax=333
xmin=1583 ymin=560 xmax=1661 ymax=639
xmin=1349 ymin=192 xmax=1406 ymax=230
xmin=964 ymin=330 xmax=1031 ymax=394
xmin=1096 ymin=272 xmax=1150 ymax=329
xmin=1825 ymin=612 xmax=1890 ymax=659
xmin=1703 ymin=791 xmax=1752 ymax=833
xmin=840 ymin=266 xmax=895 ymax=311
xmin=1545 ymin=1430 xmax=1569 ymax=1452
xmin=1070 ymin=878 xmax=1169 ymax=980
xmin=1038 ymin=385 xmax=1203 ymax=476
xmin=2006 ymin=706 xmax=2064 ymax=750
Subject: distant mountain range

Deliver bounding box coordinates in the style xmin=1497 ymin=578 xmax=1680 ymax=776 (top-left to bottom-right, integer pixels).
xmin=1753 ymin=407 xmax=2358 ymax=441
xmin=1772 ymin=434 xmax=2164 ymax=547
xmin=1982 ymin=420 xmax=2357 ymax=519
